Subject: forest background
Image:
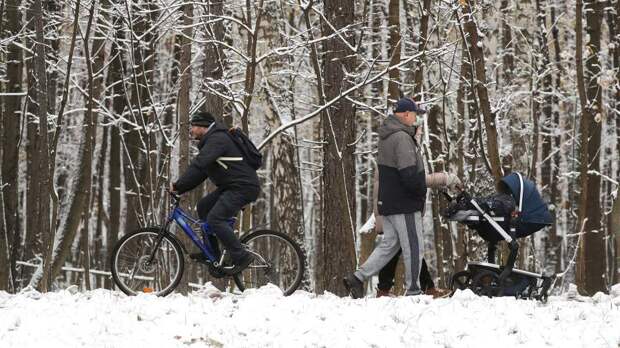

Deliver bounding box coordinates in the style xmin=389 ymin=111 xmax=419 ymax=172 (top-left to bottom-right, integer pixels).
xmin=0 ymin=0 xmax=618 ymax=297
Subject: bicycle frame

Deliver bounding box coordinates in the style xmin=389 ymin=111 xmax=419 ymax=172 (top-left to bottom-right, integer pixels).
xmin=147 ymin=193 xmax=238 ymax=267
xmin=169 ymin=206 xmax=220 ymax=261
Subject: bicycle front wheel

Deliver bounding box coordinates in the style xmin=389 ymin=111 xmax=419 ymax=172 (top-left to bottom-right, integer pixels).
xmin=233 ymin=230 xmax=305 ymax=296
xmin=111 ymin=227 xmax=184 ymax=296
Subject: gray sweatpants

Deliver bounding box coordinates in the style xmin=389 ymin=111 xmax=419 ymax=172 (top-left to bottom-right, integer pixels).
xmin=354 ymin=211 xmax=424 ymax=296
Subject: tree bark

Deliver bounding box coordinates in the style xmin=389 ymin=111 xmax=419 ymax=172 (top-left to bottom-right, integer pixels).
xmin=201 ymin=0 xmax=225 ymax=118
xmin=28 ymin=0 xmax=52 ymax=291
xmin=387 ymin=0 xmax=401 ymax=102
xmin=24 ymin=0 xmax=42 ymax=267
xmin=46 ymin=1 xmax=97 ymax=285
xmin=317 ymin=0 xmax=357 ymax=296
xmin=428 ymin=105 xmax=452 ymax=287
xmin=106 ymin=14 xmax=125 ymax=289
xmin=261 ymin=0 xmax=308 ymax=290
xmin=123 ymin=0 xmax=157 ymax=231
xmin=575 ymin=0 xmax=606 ymax=295
xmin=500 ymin=0 xmax=514 ymax=86
xmin=536 ymin=0 xmax=553 ymax=190
xmin=0 ymin=0 xmax=23 ymax=291
xmin=459 ymin=0 xmax=503 ymax=181
xmin=454 ymin=44 xmax=469 ymax=272
xmin=240 ymin=0 xmax=265 ymax=133
xmin=176 ymin=1 xmax=193 ymax=295
xmin=611 ymin=197 xmax=620 ymax=285
xmin=93 ymin=126 xmax=108 ymax=288
xmin=413 ymin=0 xmax=431 ymax=98
xmin=546 ymin=0 xmax=564 ymax=274
xmin=608 ymin=0 xmax=620 ymax=284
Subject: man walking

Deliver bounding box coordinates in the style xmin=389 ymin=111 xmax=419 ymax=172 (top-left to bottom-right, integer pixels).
xmin=344 ymin=98 xmax=428 ymax=297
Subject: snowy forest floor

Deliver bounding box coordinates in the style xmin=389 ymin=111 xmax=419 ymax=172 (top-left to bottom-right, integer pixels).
xmin=1 ymin=284 xmax=619 ymax=348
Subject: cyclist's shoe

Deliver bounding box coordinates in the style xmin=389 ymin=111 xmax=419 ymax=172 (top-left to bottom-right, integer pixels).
xmin=343 ymin=274 xmax=364 ymax=299
xmin=221 ymin=251 xmax=254 ymax=275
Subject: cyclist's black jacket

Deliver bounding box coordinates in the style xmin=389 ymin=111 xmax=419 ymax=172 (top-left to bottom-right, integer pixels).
xmin=174 ymin=122 xmax=260 ymax=194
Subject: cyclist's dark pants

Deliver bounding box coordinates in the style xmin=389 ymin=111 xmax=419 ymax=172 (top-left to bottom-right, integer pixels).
xmin=377 ymin=251 xmax=435 ymax=292
xmin=197 ymin=185 xmax=260 ymax=262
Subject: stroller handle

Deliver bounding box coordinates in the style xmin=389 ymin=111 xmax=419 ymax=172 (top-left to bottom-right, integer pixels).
xmin=440 ymin=189 xmax=470 ymax=202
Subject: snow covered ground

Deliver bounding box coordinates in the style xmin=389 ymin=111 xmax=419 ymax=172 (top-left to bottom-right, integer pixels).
xmin=1 ymin=284 xmax=619 ymax=348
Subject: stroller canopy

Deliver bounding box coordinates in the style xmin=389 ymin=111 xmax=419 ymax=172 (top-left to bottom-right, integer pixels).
xmin=501 ymin=172 xmax=553 ymax=236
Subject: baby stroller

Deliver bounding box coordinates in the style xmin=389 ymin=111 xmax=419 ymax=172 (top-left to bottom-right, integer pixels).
xmin=442 ymin=172 xmax=555 ymax=301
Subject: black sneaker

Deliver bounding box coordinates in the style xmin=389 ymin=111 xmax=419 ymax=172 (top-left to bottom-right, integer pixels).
xmin=221 ymin=252 xmax=255 ymax=275
xmin=343 ymin=274 xmax=364 ymax=299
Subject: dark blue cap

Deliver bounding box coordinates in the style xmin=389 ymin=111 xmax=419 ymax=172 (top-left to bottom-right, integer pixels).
xmin=394 ymin=98 xmax=426 ymax=114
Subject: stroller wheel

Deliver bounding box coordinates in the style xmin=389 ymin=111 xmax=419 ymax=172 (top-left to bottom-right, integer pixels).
xmin=472 ymin=270 xmax=503 ymax=297
xmin=450 ymin=271 xmax=472 ymax=293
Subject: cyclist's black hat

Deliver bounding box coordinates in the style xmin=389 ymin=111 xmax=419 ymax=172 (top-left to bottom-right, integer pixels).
xmin=190 ymin=111 xmax=216 ymax=127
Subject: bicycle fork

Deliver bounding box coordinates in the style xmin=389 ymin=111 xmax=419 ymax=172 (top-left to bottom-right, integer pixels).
xmin=146 ymin=220 xmax=173 ymax=265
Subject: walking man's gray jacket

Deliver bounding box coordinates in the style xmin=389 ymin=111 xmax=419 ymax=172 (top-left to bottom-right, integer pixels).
xmin=377 ymin=115 xmax=427 ymax=215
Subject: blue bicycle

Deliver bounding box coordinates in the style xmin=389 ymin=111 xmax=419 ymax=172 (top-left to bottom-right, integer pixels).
xmin=110 ymin=193 xmax=305 ymax=296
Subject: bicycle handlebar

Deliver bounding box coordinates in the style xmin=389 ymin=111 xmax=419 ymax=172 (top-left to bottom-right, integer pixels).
xmin=169 ymin=191 xmax=181 ymax=205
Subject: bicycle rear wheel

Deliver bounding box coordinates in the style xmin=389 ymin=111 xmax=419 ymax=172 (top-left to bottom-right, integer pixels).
xmin=233 ymin=230 xmax=304 ymax=296
xmin=111 ymin=227 xmax=184 ymax=296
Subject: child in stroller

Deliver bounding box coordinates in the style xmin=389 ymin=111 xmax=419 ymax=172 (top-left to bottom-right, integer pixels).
xmin=442 ymin=172 xmax=555 ymax=301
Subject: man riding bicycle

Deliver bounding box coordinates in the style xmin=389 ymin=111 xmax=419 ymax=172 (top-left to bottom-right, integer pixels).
xmin=170 ymin=111 xmax=260 ymax=275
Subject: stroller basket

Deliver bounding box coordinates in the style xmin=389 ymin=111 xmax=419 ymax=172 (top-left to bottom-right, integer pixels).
xmin=444 ymin=172 xmax=554 ymax=301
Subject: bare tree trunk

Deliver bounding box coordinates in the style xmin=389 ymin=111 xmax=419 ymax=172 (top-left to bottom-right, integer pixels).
xmin=317 ymin=0 xmax=357 ymax=296
xmin=611 ymin=197 xmax=620 ymax=285
xmin=240 ymin=0 xmax=265 ymax=132
xmin=176 ymin=2 xmax=193 ymax=295
xmin=499 ymin=0 xmax=523 ymax=173
xmin=535 ymin=0 xmax=553 ymax=188
xmin=124 ymin=0 xmax=157 ymax=231
xmin=80 ymin=215 xmax=91 ymax=290
xmin=548 ymin=0 xmax=564 ymax=274
xmin=105 ymin=16 xmax=124 ymax=289
xmin=454 ymin=44 xmax=469 ymax=272
xmin=500 ymin=0 xmax=514 ymax=86
xmin=46 ymin=1 xmax=97 ymax=286
xmin=27 ymin=0 xmax=52 ymax=291
xmin=261 ymin=1 xmax=308 ymax=289
xmin=413 ymin=0 xmax=431 ymax=98
xmin=575 ymin=0 xmax=606 ymax=295
xmin=24 ymin=0 xmax=42 ymax=267
xmin=93 ymin=126 xmax=108 ymax=288
xmin=201 ymin=0 xmax=225 ymax=118
xmin=0 ymin=0 xmax=22 ymax=291
xmin=459 ymin=0 xmax=503 ymax=181
xmin=85 ymin=0 xmax=111 ymax=289
xmin=606 ymin=0 xmax=620 ymax=284
xmin=359 ymin=0 xmax=385 ymax=291
xmin=387 ymin=0 xmax=400 ymax=102
xmin=45 ymin=1 xmax=60 ymax=117
xmin=428 ymin=104 xmax=452 ymax=287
